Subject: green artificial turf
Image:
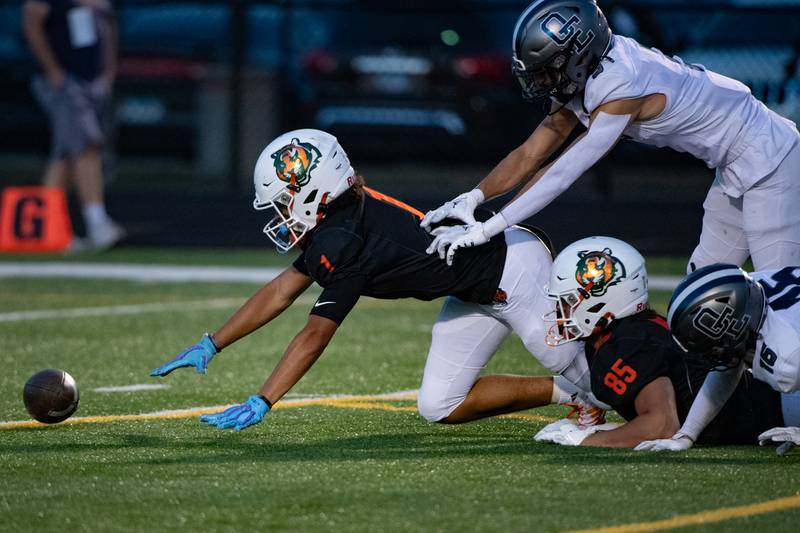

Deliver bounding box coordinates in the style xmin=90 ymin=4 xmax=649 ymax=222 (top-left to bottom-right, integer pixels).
xmin=0 ymin=250 xmax=797 ymax=532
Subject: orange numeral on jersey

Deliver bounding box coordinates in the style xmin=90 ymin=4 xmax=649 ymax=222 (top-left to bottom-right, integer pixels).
xmin=603 ymin=358 xmax=638 ymax=395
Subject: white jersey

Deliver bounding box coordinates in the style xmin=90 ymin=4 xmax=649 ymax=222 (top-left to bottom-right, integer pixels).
xmin=566 ymin=35 xmax=799 ymax=198
xmin=750 ymin=268 xmax=800 ymax=393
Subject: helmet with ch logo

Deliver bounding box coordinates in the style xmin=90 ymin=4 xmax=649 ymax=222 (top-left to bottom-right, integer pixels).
xmin=512 ymin=0 xmax=612 ymax=103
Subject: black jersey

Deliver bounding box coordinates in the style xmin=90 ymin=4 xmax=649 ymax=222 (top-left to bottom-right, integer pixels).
xmin=292 ymin=188 xmax=508 ymax=324
xmin=587 ymin=310 xmax=784 ymax=445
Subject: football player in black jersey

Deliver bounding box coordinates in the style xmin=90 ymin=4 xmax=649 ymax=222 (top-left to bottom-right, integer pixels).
xmin=149 ymin=129 xmax=598 ymax=431
xmin=532 ymin=237 xmax=788 ymax=448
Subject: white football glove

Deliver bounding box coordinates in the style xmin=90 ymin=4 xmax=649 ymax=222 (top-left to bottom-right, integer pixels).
xmin=534 ymin=419 xmax=619 ymax=446
xmin=426 ymin=225 xmax=471 ymax=260
xmin=420 ymin=189 xmax=484 ymax=230
xmin=444 ymin=222 xmax=490 ymax=266
xmin=634 ymin=432 xmax=694 ymax=452
xmin=533 ymin=419 xmax=575 ymax=443
xmin=758 ymin=426 xmax=800 ymax=455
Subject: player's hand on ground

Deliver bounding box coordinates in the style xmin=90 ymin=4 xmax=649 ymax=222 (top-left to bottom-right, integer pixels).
xmin=758 ymin=426 xmax=800 ymax=447
xmin=534 ymin=419 xmax=576 ymax=443
xmin=200 ymin=395 xmax=270 ymax=431
xmin=534 ymin=419 xmax=618 ymax=446
xmin=420 ymin=189 xmax=483 ymax=230
xmin=634 ymin=432 xmax=694 ymax=452
xmin=150 ymin=334 xmax=218 ymax=377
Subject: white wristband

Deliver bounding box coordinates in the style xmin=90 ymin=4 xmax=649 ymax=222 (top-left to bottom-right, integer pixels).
xmin=469 ymin=188 xmax=485 ymax=204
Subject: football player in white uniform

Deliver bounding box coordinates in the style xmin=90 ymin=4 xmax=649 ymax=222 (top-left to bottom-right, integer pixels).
xmin=636 ymin=264 xmax=800 ymax=452
xmin=422 ymin=0 xmax=800 ymax=273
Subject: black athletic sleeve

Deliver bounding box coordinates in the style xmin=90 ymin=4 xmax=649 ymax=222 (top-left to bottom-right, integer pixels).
xmin=292 ymin=252 xmax=309 ymax=276
xmin=309 ymin=275 xmax=367 ymax=324
xmin=590 ymin=334 xmax=671 ymax=419
xmin=301 ymin=226 xmax=366 ymax=325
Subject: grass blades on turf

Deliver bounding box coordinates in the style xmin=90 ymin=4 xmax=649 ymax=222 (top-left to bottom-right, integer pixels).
xmin=0 ymin=252 xmax=797 ymax=532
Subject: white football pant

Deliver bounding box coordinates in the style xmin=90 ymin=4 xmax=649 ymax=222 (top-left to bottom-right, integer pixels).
xmin=689 ymin=140 xmax=800 ymax=272
xmin=417 ymin=228 xmax=588 ymax=422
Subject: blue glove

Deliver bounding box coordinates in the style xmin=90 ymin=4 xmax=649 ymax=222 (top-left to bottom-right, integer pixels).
xmin=200 ymin=395 xmax=270 ymax=431
xmin=150 ymin=334 xmax=219 ymax=377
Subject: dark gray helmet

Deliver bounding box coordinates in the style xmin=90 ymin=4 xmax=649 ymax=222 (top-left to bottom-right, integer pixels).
xmin=668 ymin=264 xmax=766 ymax=369
xmin=512 ymin=0 xmax=612 ymax=103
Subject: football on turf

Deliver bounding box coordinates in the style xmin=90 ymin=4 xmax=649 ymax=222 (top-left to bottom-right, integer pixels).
xmin=23 ymin=369 xmax=80 ymax=424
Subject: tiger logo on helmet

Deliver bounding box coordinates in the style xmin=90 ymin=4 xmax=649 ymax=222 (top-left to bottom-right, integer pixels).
xmin=575 ymin=248 xmax=626 ymax=297
xmin=271 ymin=138 xmax=322 ymax=190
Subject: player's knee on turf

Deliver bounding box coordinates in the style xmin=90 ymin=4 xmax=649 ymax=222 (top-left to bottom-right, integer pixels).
xmin=417 ymin=387 xmax=463 ymax=423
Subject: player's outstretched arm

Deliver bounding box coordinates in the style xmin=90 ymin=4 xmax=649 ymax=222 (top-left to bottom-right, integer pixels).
xmin=434 ymin=108 xmax=631 ymax=264
xmin=200 ymin=315 xmax=338 ymax=431
xmin=479 ymin=103 xmax=579 ymax=199
xmin=420 ymin=104 xmax=577 ymax=229
xmin=582 ymin=377 xmax=680 ymax=448
xmin=150 ymin=266 xmax=313 ymax=377
xmin=211 ymin=266 xmax=313 ymax=349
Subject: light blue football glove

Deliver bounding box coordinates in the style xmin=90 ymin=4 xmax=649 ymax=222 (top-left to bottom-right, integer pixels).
xmin=200 ymin=395 xmax=270 ymax=431
xmin=150 ymin=334 xmax=219 ymax=377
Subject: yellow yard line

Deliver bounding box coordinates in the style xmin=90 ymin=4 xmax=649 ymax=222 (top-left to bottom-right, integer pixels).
xmin=503 ymin=411 xmax=560 ymax=423
xmin=324 ymin=401 xmax=418 ymax=413
xmin=0 ymin=406 xmax=230 ymax=429
xmin=564 ymin=493 xmax=800 ymax=533
xmin=0 ymin=391 xmax=558 ymax=429
xmin=0 ymin=393 xmax=416 ymax=429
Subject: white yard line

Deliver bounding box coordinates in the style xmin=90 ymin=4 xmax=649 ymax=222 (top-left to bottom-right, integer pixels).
xmin=0 ymin=262 xmax=683 ymax=290
xmin=0 ymin=298 xmax=243 ymax=322
xmin=93 ymin=383 xmax=170 ymax=393
xmin=649 ymin=275 xmax=682 ymax=290
xmin=0 ymin=294 xmax=317 ymax=323
xmin=0 ymin=262 xmax=284 ymax=283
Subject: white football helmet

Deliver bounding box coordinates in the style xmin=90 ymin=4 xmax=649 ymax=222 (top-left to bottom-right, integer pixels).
xmin=544 ymin=236 xmax=648 ymax=346
xmin=253 ymin=129 xmax=355 ymax=252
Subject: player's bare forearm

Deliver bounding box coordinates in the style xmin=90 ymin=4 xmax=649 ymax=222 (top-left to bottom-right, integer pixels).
xmin=514 ymin=99 xmax=639 ymax=203
xmin=258 ymin=315 xmax=338 ymax=403
xmin=582 ymin=411 xmax=679 ymax=448
xmin=22 ymin=1 xmax=63 ymax=79
xmin=583 ymin=377 xmax=680 ymax=448
xmin=211 ymin=267 xmax=313 ymax=349
xmin=477 ymin=107 xmax=577 ymax=200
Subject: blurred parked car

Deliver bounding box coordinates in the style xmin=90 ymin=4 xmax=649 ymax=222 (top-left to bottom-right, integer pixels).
xmin=0 ymin=1 xmax=797 ymax=168
xmin=280 ymin=3 xmax=542 ymax=161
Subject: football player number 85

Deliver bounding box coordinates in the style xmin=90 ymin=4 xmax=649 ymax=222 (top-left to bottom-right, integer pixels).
xmin=604 ymin=358 xmax=638 ymax=395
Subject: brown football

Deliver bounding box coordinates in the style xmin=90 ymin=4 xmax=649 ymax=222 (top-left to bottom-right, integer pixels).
xmin=23 ymin=369 xmax=80 ymax=424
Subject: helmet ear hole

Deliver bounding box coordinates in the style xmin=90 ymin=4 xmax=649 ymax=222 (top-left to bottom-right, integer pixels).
xmin=304 ymin=189 xmax=318 ymax=204
xmin=587 ymin=303 xmax=605 ymax=313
